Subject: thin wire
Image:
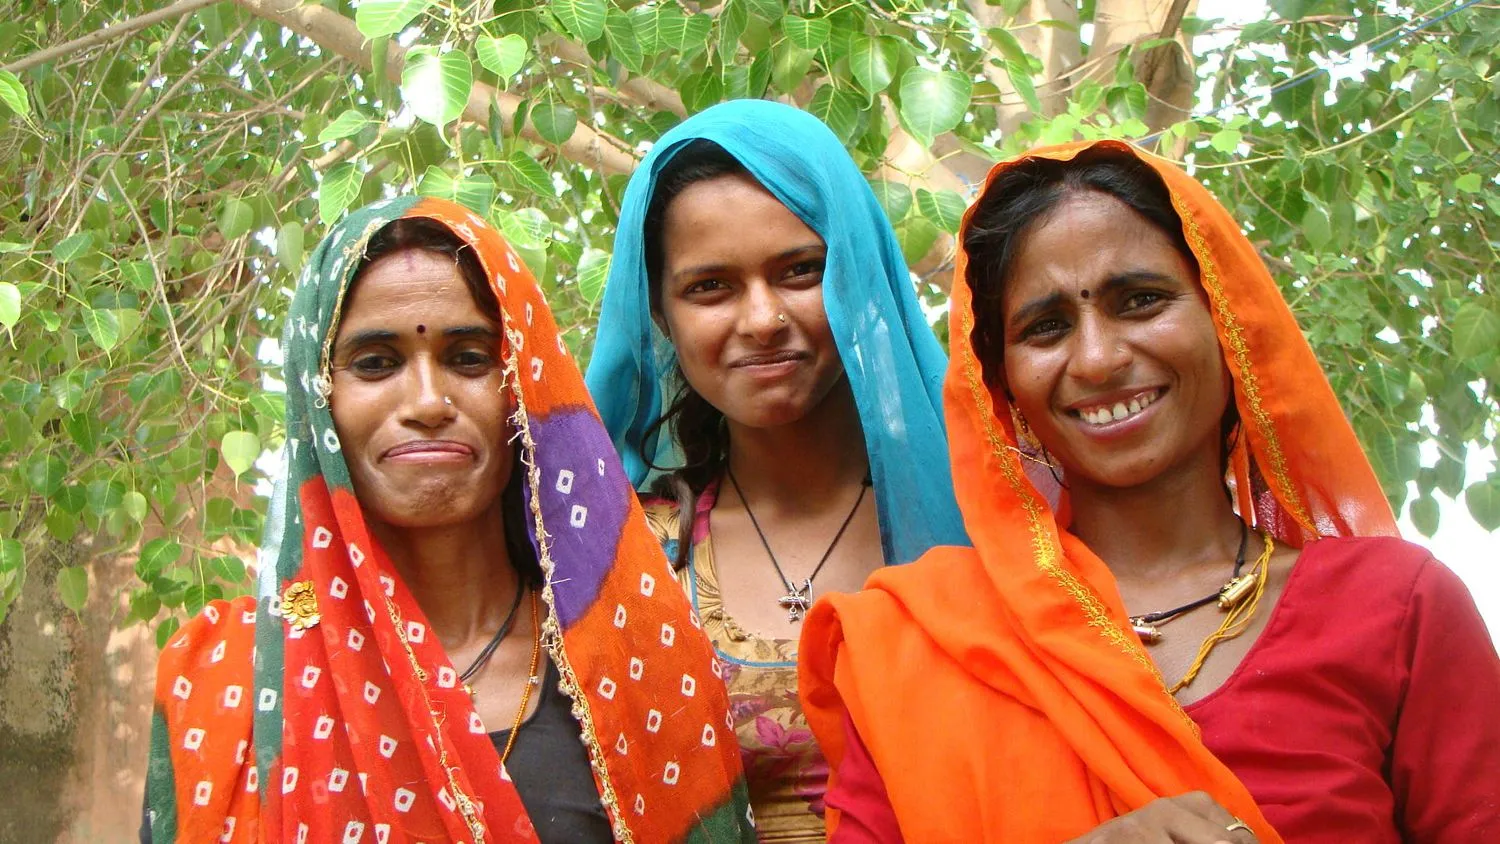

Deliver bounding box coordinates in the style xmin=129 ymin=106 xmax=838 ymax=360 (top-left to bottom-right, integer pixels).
xmin=1137 ymin=0 xmax=1484 ymax=147
xmin=726 ymin=467 xmax=871 ymax=594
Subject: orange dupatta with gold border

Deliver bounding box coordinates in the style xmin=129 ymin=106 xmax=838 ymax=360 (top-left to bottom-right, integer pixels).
xmin=799 ymin=140 xmax=1397 ymax=842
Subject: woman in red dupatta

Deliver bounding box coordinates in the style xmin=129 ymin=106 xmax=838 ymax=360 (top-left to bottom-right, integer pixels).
xmin=799 ymin=141 xmax=1500 ymax=842
xmin=145 ymin=197 xmax=753 ymax=843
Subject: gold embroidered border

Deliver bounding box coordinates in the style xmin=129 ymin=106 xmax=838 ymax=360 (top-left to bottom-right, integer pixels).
xmin=1175 ymin=201 xmax=1314 ymax=535
xmin=957 ymin=306 xmax=1197 ymax=729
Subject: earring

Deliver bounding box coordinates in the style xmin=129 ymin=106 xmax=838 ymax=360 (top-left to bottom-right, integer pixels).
xmin=776 ymin=313 xmax=787 ymax=324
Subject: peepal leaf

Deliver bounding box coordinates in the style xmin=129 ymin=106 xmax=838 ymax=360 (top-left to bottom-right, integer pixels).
xmin=476 ymin=34 xmax=528 ymax=83
xmin=221 ymin=431 xmax=261 ymax=477
xmin=402 ymin=49 xmax=472 ymax=129
xmin=0 ymin=282 xmax=19 ymax=330
xmin=898 ymin=69 xmax=971 ymax=146
xmin=319 ymin=163 xmax=363 ymax=225
xmin=355 ymin=0 xmax=433 ymax=38
xmin=0 ymin=70 xmax=30 ymax=118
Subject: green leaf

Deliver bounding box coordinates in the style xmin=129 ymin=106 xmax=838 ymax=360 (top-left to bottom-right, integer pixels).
xmin=277 ymin=222 xmax=305 ymax=274
xmin=1004 ymin=57 xmax=1042 ymax=114
xmin=52 ymin=231 xmax=95 ymax=262
xmin=782 ymin=15 xmax=830 ymax=51
xmin=552 ymin=0 xmax=607 ymax=43
xmin=897 ymin=69 xmax=971 ymax=146
xmin=83 ymin=307 xmax=122 ymax=352
xmin=319 ymin=163 xmax=363 ymax=225
xmin=417 ymin=166 xmax=496 ymax=213
xmin=123 ymin=491 xmax=149 ymax=524
xmin=0 ymin=69 xmax=29 ymax=118
xmin=806 ymin=85 xmax=861 ymax=144
xmin=57 ymin=565 xmax=88 ymax=612
xmin=156 ymin=616 xmax=181 ymax=649
xmin=660 ymin=11 xmax=711 ymax=53
xmin=869 ymin=180 xmax=913 ymax=223
xmin=771 ymin=43 xmax=817 ymax=95
xmin=507 ymin=153 xmax=553 ymax=197
xmin=680 ymin=71 xmax=724 ymax=114
xmin=1408 ymin=494 xmax=1439 ymax=537
xmin=530 ymin=100 xmax=578 ymax=145
xmin=475 ymin=34 xmax=528 ymax=83
xmin=896 ymin=216 xmax=941 ymax=265
xmin=0 ymin=539 xmax=21 ymax=574
xmin=1451 ymin=302 xmax=1500 ymax=360
xmin=850 ymin=34 xmax=901 ymax=95
xmin=1209 ymin=128 xmax=1242 ymax=153
xmin=0 ymin=281 xmax=18 ymax=330
xmin=1302 ymin=205 xmax=1332 ymax=250
xmin=218 ymin=198 xmax=255 ymax=239
xmin=402 ymin=49 xmax=472 ymax=129
xmin=130 ymin=589 xmax=161 ymax=624
xmin=317 ymin=109 xmax=370 ymax=143
xmin=355 ymin=0 xmax=433 ymax=38
xmin=577 ymin=248 xmax=610 ymax=304
xmin=719 ymin=0 xmax=748 ymax=64
xmin=137 ymin=538 xmax=183 ymax=582
xmin=604 ymin=11 xmax=644 ymax=75
xmin=1465 ymin=480 xmax=1500 ymax=531
xmin=1454 ymin=172 xmax=1482 ymax=194
xmin=917 ymin=188 xmax=967 ymax=234
xmin=221 ymin=430 xmax=261 ymax=477
xmin=746 ymin=0 xmax=783 ymax=22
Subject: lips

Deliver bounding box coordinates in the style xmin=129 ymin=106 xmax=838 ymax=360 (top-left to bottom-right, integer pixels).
xmin=1070 ymin=388 xmax=1164 ymax=427
xmin=730 ymin=350 xmax=807 ymax=368
xmin=382 ymin=440 xmax=475 ymax=459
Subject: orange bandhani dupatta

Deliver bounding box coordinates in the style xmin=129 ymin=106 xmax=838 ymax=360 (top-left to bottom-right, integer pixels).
xmin=799 ymin=140 xmax=1397 ymax=842
xmin=146 ymin=197 xmax=752 ymax=843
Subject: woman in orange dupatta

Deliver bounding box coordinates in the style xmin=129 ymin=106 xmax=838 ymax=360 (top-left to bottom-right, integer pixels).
xmin=799 ymin=141 xmax=1500 ymax=842
xmin=145 ymin=197 xmax=752 ymax=843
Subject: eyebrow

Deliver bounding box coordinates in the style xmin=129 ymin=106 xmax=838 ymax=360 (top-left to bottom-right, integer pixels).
xmin=670 ymin=244 xmax=826 ymax=285
xmin=443 ymin=325 xmax=500 ymax=340
xmin=1006 ymin=270 xmax=1179 ymax=329
xmin=338 ymin=324 xmax=498 ymax=353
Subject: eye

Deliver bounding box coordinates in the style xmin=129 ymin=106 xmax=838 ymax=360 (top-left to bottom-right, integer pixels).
xmin=1122 ymin=290 xmax=1168 ymax=312
xmin=1019 ymin=317 xmax=1069 ymax=341
xmin=450 ymin=348 xmax=496 ymax=370
xmin=786 ymin=258 xmax=825 ymax=280
xmin=683 ymin=278 xmax=729 ymax=296
xmin=349 ymin=354 xmax=398 ymax=376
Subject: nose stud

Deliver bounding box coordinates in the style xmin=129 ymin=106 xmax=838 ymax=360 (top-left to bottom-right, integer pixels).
xmin=776 ymin=313 xmax=787 ymax=324
xmin=443 ymin=396 xmax=453 ymax=406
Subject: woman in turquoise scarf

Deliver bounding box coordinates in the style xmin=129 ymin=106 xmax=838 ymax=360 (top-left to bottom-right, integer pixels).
xmin=586 ymin=100 xmax=966 ymax=841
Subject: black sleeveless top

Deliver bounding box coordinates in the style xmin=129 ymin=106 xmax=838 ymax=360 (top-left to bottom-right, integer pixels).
xmin=489 ymin=657 xmax=612 ymax=843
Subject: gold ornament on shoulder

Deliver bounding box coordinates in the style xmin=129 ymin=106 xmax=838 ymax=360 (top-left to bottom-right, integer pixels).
xmin=281 ymin=580 xmax=320 ymax=630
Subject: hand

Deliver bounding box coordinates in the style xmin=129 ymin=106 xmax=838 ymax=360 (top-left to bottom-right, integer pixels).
xmin=1064 ymin=792 xmax=1258 ymax=844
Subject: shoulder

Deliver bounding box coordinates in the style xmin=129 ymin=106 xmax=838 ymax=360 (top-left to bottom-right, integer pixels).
xmin=1293 ymin=535 xmax=1435 ymax=598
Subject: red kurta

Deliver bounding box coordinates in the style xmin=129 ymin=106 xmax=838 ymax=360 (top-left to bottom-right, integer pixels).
xmin=829 ymin=537 xmax=1500 ymax=842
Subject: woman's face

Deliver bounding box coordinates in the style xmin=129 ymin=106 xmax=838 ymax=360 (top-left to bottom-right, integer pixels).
xmin=329 ymin=248 xmax=514 ymax=529
xmin=657 ymin=172 xmax=845 ymax=429
xmin=997 ymin=190 xmax=1230 ymax=491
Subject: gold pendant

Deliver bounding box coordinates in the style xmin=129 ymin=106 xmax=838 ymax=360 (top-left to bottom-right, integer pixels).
xmin=1130 ymin=618 xmax=1163 ymax=644
xmin=1217 ymin=574 xmax=1256 ymax=610
xmin=777 ymin=578 xmax=813 ymax=622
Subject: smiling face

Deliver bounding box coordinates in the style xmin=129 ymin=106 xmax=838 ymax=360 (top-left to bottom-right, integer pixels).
xmin=656 ymin=172 xmax=846 ymax=429
xmin=997 ymin=190 xmax=1230 ymax=491
xmin=329 ymin=247 xmax=514 ymax=530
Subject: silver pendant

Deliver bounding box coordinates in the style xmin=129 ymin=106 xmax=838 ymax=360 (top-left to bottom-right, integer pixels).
xmin=777 ymin=578 xmax=813 ymax=622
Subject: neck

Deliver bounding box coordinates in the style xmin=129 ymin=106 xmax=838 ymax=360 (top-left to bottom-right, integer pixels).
xmin=368 ymin=500 xmax=522 ymax=649
xmin=1066 ymin=445 xmax=1243 ymax=582
xmin=724 ymin=378 xmax=869 ymax=515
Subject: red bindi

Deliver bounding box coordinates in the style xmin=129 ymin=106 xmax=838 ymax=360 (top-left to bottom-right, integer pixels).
xmin=1080 ymin=289 xmax=1090 ymax=299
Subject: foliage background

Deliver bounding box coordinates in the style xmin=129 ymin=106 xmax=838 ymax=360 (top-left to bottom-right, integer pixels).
xmin=0 ymin=0 xmax=1495 ymax=837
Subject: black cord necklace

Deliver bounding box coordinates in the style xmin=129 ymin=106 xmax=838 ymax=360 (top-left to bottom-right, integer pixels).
xmin=726 ymin=467 xmax=872 ymax=622
xmin=459 ymin=581 xmax=526 ymax=697
xmin=1128 ymin=521 xmax=1249 ymax=644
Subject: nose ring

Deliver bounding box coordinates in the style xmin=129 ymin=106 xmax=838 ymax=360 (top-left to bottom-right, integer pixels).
xmin=443 ymin=396 xmax=453 ymax=406
xmin=776 ymin=313 xmax=787 ymax=324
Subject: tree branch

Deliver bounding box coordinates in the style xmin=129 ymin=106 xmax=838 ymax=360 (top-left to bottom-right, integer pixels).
xmin=1 ymin=0 xmax=222 ymax=74
xmin=232 ymin=0 xmax=638 ymax=175
xmin=545 ymin=36 xmax=686 ymax=117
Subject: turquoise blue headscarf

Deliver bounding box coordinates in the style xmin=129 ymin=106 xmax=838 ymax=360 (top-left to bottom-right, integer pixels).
xmin=585 ymin=99 xmax=967 ymax=566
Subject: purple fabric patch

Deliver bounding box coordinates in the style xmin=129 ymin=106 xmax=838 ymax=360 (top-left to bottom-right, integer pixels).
xmin=525 ymin=407 xmax=632 ymax=629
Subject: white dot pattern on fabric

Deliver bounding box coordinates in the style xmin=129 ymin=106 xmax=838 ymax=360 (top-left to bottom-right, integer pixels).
xmin=405 ymin=620 xmax=425 ymax=643
xmin=646 ymin=709 xmax=662 ymax=733
xmin=173 ymin=676 xmax=193 ymax=700
xmin=235 ymin=740 xmax=248 ymax=764
xmin=680 ymin=674 xmax=696 ymax=697
xmin=530 ymin=357 xmax=543 ymax=381
xmin=555 ymin=469 xmax=575 ymax=494
xmin=312 ymin=526 xmax=333 ymax=549
xmin=364 ymin=601 xmax=376 ymax=622
xmin=363 ymin=681 xmax=381 ymax=704
xmin=329 ymin=576 xmax=348 ymax=598
xmin=437 ymin=666 xmax=456 ymax=688
xmin=224 ymin=685 xmax=242 ymax=708
xmin=184 ymin=728 xmax=205 ymax=751
xmin=660 ymin=623 xmax=675 ymax=647
xmin=597 ymin=677 xmax=616 ymax=700
xmin=378 ymin=735 xmax=397 ymax=759
xmin=322 ymin=428 xmax=341 ymax=453
xmin=296 ymin=822 xmax=308 ymax=844
xmin=629 ymin=657 xmax=644 ymax=680
xmin=245 ymin=766 xmax=258 ymax=792
xmin=380 ymin=575 xmax=395 ymax=597
xmin=194 ymin=780 xmax=213 ymax=806
xmin=634 ymin=794 xmax=646 ymax=815
xmin=570 ymin=504 xmax=588 ymax=528
xmin=615 ymin=734 xmax=628 ymax=755
xmin=343 ymin=821 xmax=366 ymax=843
xmin=282 ymin=767 xmax=299 ymax=794
xmin=301 ymin=666 xmax=321 ymax=689
xmin=204 ymin=605 xmax=221 ymax=624
xmin=210 ymin=640 xmax=226 ymax=663
xmin=219 ymin=817 xmax=235 ymax=843
xmin=702 ymin=724 xmax=717 ymax=747
xmin=347 ymin=629 xmax=365 ymax=651
xmin=525 ymin=302 xmax=534 ymax=326
xmin=375 ymin=823 xmax=390 ymax=844
xmin=314 ymin=715 xmax=335 ymax=739
xmin=469 ymin=712 xmax=485 ymax=734
xmin=348 ymin=543 xmax=365 ymax=567
xmin=640 ymin=572 xmax=655 ymax=597
xmin=663 ymin=761 xmax=680 ymax=786
xmin=438 ymin=787 xmax=455 ymax=811
xmin=596 ymin=457 xmax=606 ymax=476
xmin=506 ymin=250 xmax=519 ymax=273
xmin=613 ymin=604 xmax=627 ymax=628
xmin=329 ymin=768 xmax=349 ymax=793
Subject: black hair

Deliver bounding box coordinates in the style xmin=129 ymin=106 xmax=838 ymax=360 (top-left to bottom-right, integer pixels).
xmin=639 ymin=139 xmax=749 ymax=569
xmin=962 ymin=148 xmax=1240 ymax=488
xmin=349 ymin=217 xmax=542 ymax=586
